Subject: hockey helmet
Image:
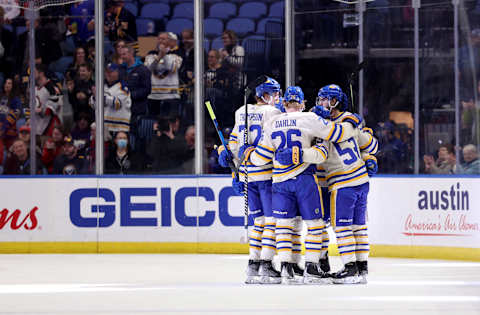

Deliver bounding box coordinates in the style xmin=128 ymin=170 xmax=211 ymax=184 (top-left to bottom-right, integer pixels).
xmin=284 ymin=86 xmax=305 ymax=103
xmin=255 ymin=77 xmax=281 ymax=98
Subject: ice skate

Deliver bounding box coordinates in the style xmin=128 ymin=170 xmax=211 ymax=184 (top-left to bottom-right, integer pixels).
xmin=319 ymin=252 xmax=331 ymax=273
xmin=281 ymin=262 xmax=303 ymax=285
xmin=356 ymin=260 xmax=368 ymax=284
xmin=331 ymin=262 xmax=360 ymax=284
xmin=258 ymin=260 xmax=281 ymax=284
xmin=292 ymin=263 xmax=304 ymax=281
xmin=245 ymin=260 xmax=261 ymax=284
xmin=303 ymin=262 xmax=332 ymax=284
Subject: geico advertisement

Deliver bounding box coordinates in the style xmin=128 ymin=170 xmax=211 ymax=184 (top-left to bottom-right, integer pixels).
xmin=0 ymin=177 xmax=246 ymax=242
xmin=368 ymin=177 xmax=480 ymax=248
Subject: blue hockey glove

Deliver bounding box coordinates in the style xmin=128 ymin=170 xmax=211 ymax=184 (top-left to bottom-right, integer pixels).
xmin=364 ymin=156 xmax=378 ymax=176
xmin=232 ymin=177 xmax=244 ymax=196
xmin=275 ymin=146 xmax=302 ymax=165
xmin=217 ymin=146 xmax=232 ymax=168
xmin=311 ymin=105 xmax=331 ymax=119
xmin=275 ymin=100 xmax=286 ymax=113
xmin=343 ymin=113 xmax=363 ymax=128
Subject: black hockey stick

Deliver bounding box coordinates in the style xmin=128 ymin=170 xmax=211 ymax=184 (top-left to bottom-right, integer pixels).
xmin=242 ymin=75 xmax=269 ymax=236
xmin=347 ymin=60 xmax=367 ymax=114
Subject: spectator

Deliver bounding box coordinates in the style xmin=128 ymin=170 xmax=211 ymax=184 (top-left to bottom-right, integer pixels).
xmin=53 ymin=135 xmax=88 ymax=174
xmin=104 ymin=0 xmax=137 ymax=43
xmin=0 ymin=0 xmax=20 ymax=24
xmin=219 ymin=30 xmax=245 ymax=91
xmin=66 ymin=46 xmax=91 ymax=79
xmin=0 ymin=120 xmax=7 ymax=173
xmin=178 ymin=29 xmax=194 ymax=85
xmin=67 ymin=0 xmax=94 ymax=45
xmin=0 ymin=77 xmax=21 ymax=147
xmin=4 ymin=138 xmax=47 ymax=174
xmin=34 ymin=64 xmax=62 ymax=137
xmin=67 ymin=62 xmax=94 ymax=121
xmin=147 ymin=116 xmax=185 ymax=173
xmin=70 ymin=112 xmax=91 ymax=156
xmin=145 ymin=33 xmax=183 ymax=117
xmin=423 ymin=145 xmax=455 ymax=174
xmin=0 ymin=6 xmax=15 ymax=82
xmin=109 ymin=39 xmax=126 ymax=66
xmin=205 ymin=49 xmax=231 ymax=127
xmin=105 ymin=131 xmax=144 ymax=174
xmin=41 ymin=125 xmax=64 ymax=174
xmin=457 ymin=144 xmax=480 ymax=174
xmin=89 ymin=63 xmax=131 ymax=137
xmin=120 ymin=44 xmax=151 ymax=121
xmin=17 ymin=125 xmax=42 ymax=156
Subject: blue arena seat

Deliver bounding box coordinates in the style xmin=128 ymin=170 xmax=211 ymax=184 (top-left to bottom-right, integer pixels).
xmin=256 ymin=18 xmax=282 ymax=34
xmin=204 ymin=18 xmax=224 ymax=38
xmin=238 ymin=2 xmax=267 ymax=19
xmin=269 ymin=1 xmax=284 ymax=18
xmin=136 ymin=18 xmax=156 ymax=36
xmin=172 ymin=3 xmax=193 ymax=18
xmin=226 ymin=18 xmax=255 ymax=38
xmin=140 ymin=0 xmax=169 ymax=3
xmin=166 ymin=18 xmax=193 ymax=35
xmin=124 ymin=2 xmax=138 ymax=16
xmin=208 ymin=2 xmax=236 ymax=19
xmin=204 ymin=38 xmax=210 ymax=52
xmin=140 ymin=3 xmax=170 ymax=20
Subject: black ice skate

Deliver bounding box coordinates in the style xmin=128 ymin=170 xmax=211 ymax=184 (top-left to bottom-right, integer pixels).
xmin=281 ymin=262 xmax=303 ymax=285
xmin=258 ymin=260 xmax=281 ymax=284
xmin=331 ymin=262 xmax=360 ymax=284
xmin=303 ymin=262 xmax=332 ymax=284
xmin=245 ymin=260 xmax=261 ymax=284
xmin=319 ymin=252 xmax=331 ymax=273
xmin=356 ymin=260 xmax=368 ymax=284
xmin=292 ymin=263 xmax=304 ymax=280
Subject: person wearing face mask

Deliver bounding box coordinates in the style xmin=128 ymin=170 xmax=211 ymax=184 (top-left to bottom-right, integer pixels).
xmin=105 ymin=131 xmax=143 ymax=174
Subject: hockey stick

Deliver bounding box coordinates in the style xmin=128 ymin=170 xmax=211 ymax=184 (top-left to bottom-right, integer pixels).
xmin=347 ymin=60 xmax=367 ymax=114
xmin=205 ymin=101 xmax=239 ymax=179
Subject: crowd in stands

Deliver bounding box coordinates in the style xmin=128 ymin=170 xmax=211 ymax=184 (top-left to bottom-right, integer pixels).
xmin=0 ymin=0 xmax=260 ymax=175
xmin=0 ymin=0 xmax=479 ymax=175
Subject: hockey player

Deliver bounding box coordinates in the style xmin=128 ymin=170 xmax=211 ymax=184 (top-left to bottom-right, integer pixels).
xmin=243 ymin=86 xmax=362 ymax=284
xmin=218 ymin=77 xmax=282 ymax=284
xmin=280 ymin=84 xmax=378 ymax=284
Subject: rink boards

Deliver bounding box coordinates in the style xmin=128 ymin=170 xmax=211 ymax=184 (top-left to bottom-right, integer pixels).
xmin=0 ymin=175 xmax=479 ymax=261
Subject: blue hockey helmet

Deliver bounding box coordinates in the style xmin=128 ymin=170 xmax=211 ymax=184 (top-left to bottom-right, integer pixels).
xmin=284 ymin=86 xmax=304 ymax=103
xmin=316 ymin=84 xmax=346 ymax=111
xmin=255 ymin=77 xmax=281 ymax=98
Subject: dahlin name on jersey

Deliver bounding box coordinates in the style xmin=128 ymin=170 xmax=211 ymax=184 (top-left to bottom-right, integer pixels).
xmin=275 ymin=119 xmax=297 ymax=128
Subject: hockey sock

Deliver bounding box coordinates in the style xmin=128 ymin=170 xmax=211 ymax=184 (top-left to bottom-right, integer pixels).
xmin=276 ymin=223 xmax=293 ymax=263
xmin=292 ymin=232 xmax=302 ymax=264
xmin=249 ymin=217 xmax=264 ymax=260
xmin=260 ymin=217 xmax=276 ymax=261
xmin=335 ymin=226 xmax=356 ymax=265
xmin=352 ymin=225 xmax=369 ymax=262
xmin=320 ymin=228 xmax=330 ymax=259
xmin=304 ymin=222 xmax=325 ymax=263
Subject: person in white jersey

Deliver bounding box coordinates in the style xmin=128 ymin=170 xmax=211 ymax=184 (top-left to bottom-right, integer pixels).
xmin=218 ymin=77 xmax=282 ymax=284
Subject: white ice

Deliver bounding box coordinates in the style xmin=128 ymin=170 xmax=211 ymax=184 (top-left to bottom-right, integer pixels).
xmin=0 ymin=254 xmax=479 ymax=314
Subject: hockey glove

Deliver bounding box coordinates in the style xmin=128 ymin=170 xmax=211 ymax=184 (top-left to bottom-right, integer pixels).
xmin=217 ymin=145 xmax=232 ymax=168
xmin=239 ymin=145 xmax=255 ymax=164
xmin=342 ymin=113 xmax=363 ymax=128
xmin=232 ymin=176 xmax=244 ymax=196
xmin=364 ymin=155 xmax=378 ymax=176
xmin=311 ymin=105 xmax=331 ymax=119
xmin=275 ymin=146 xmax=303 ymax=165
